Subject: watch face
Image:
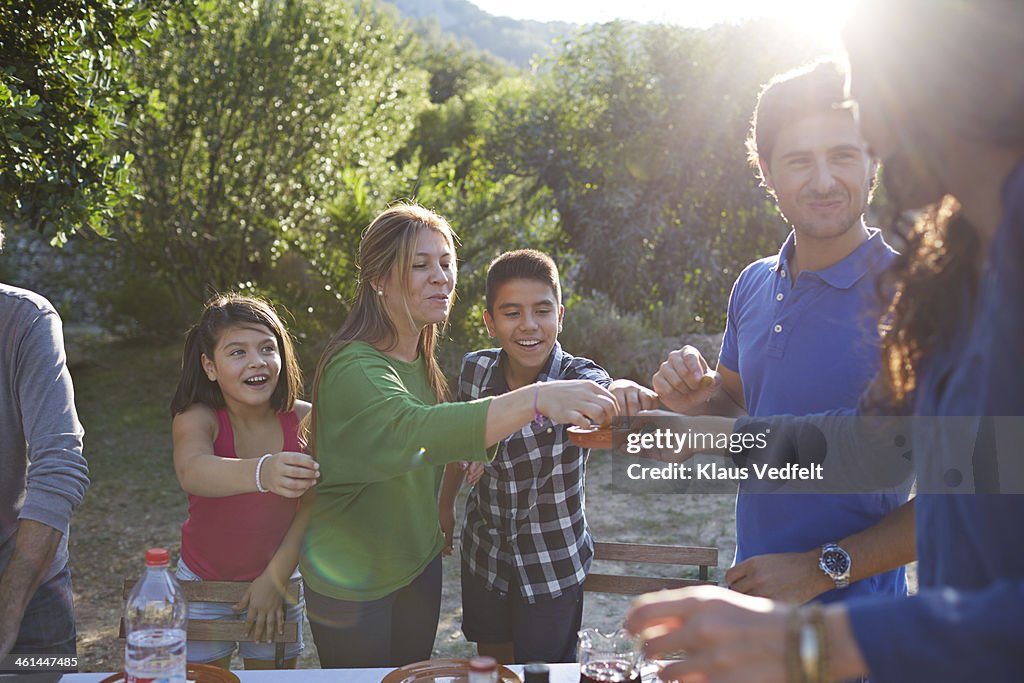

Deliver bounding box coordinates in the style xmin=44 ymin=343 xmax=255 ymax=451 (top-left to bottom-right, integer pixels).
xmin=822 ymin=548 xmax=851 ymax=575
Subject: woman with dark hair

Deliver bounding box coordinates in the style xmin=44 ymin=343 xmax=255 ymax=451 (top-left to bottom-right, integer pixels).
xmin=624 ymin=1 xmax=1024 ymax=681
xmin=301 ymin=203 xmax=619 ymax=668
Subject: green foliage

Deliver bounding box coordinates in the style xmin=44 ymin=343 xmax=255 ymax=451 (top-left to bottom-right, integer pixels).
xmin=0 ymin=0 xmax=180 ymax=244
xmin=484 ymin=20 xmax=830 ymax=328
xmin=558 ymin=292 xmax=655 ymax=381
xmin=7 ymin=0 xmax=865 ymax=357
xmin=414 ymin=36 xmax=510 ymax=105
xmin=408 ymin=90 xmax=567 ymax=352
xmin=114 ymin=0 xmax=430 ymax=324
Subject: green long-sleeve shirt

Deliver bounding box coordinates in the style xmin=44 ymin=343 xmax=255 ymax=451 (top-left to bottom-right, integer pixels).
xmin=301 ymin=341 xmax=492 ymax=601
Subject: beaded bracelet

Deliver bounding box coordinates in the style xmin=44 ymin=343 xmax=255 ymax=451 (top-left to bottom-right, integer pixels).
xmin=255 ymin=452 xmax=273 ymax=493
xmin=533 ymin=384 xmax=544 ymax=425
xmin=813 ymin=604 xmax=829 ymax=683
xmin=799 ymin=604 xmax=828 ymax=683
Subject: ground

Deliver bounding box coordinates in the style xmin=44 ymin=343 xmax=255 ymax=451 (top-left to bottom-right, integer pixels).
xmin=66 ymin=339 xmax=913 ymax=672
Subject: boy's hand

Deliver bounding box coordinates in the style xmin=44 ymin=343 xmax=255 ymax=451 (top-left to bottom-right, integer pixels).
xmin=466 ymin=461 xmax=486 ymax=485
xmin=608 ymin=379 xmax=659 ymax=416
xmin=537 ymin=379 xmax=619 ymax=428
xmin=439 ymin=503 xmax=456 ymax=556
xmin=652 ymin=345 xmax=721 ymax=414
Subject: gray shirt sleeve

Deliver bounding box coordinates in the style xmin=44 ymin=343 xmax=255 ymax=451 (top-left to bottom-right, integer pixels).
xmin=14 ymin=308 xmax=89 ymax=536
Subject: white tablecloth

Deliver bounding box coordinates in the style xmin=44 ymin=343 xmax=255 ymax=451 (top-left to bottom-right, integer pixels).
xmin=60 ymin=662 xmax=583 ymax=682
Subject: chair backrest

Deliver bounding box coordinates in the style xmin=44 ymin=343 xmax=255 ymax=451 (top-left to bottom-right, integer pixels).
xmin=584 ymin=541 xmax=718 ymax=595
xmin=120 ymin=578 xmax=301 ymax=667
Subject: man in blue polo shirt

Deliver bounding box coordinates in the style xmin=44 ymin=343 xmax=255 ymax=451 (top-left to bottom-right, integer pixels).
xmin=652 ymin=60 xmax=914 ymax=605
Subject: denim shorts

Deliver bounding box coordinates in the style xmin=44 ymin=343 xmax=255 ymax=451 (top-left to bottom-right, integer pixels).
xmin=175 ymin=558 xmax=304 ymax=663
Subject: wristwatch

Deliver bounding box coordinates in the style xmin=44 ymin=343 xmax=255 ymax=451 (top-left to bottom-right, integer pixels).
xmin=819 ymin=543 xmax=852 ymax=589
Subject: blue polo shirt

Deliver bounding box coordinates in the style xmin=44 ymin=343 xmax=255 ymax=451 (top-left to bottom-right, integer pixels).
xmin=846 ymin=160 xmax=1024 ymax=682
xmin=719 ymin=227 xmax=909 ymax=603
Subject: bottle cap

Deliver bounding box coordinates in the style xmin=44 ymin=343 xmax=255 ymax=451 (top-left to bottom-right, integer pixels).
xmin=469 ymin=656 xmax=498 ymax=672
xmin=145 ymin=548 xmax=170 ymax=567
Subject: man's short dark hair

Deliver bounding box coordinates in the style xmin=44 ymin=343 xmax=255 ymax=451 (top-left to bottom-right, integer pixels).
xmin=485 ymin=249 xmax=561 ymax=313
xmin=746 ymin=59 xmax=850 ymax=184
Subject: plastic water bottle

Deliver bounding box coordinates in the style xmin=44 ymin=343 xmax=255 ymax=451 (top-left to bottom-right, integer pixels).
xmin=124 ymin=548 xmax=187 ymax=683
xmin=468 ymin=656 xmax=499 ymax=683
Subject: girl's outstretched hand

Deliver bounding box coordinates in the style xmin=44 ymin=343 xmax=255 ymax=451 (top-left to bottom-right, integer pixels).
xmin=536 ymin=379 xmax=619 ymax=428
xmin=261 ymin=451 xmax=320 ymax=497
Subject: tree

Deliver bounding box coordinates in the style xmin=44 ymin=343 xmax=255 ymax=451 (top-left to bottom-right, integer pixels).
xmin=484 ymin=20 xmax=830 ymax=329
xmin=0 ymin=0 xmax=178 ymax=244
xmin=113 ymin=0 xmax=429 ymax=323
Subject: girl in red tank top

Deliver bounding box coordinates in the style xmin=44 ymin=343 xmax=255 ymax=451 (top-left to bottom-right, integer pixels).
xmin=169 ymin=294 xmax=319 ymax=670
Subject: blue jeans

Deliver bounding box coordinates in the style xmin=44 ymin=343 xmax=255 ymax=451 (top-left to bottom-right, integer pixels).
xmin=175 ymin=558 xmax=304 ymax=663
xmin=12 ymin=562 xmax=77 ymax=662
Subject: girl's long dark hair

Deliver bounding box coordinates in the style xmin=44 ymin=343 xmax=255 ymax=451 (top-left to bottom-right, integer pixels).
xmin=170 ymin=294 xmax=302 ymax=416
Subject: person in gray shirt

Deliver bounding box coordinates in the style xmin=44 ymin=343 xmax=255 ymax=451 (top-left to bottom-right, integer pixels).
xmin=0 ymin=226 xmax=89 ymax=663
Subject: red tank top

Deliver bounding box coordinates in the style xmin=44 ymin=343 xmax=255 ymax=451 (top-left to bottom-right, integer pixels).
xmin=180 ymin=409 xmax=303 ymax=581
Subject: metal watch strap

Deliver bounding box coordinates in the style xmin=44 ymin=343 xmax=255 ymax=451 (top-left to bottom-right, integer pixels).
xmin=820 ymin=543 xmax=851 ymax=589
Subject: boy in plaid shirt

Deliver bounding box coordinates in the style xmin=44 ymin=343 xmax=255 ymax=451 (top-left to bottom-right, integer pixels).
xmin=439 ymin=249 xmax=656 ymax=664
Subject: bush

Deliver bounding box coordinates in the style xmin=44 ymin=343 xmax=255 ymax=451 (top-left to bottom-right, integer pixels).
xmin=558 ymin=292 xmax=724 ymax=384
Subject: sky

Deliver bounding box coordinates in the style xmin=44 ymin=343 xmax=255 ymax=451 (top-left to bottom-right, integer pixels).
xmin=470 ymin=0 xmax=858 ymax=46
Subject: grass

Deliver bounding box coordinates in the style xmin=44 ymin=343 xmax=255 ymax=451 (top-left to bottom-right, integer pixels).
xmin=68 ymin=340 xmax=187 ymax=671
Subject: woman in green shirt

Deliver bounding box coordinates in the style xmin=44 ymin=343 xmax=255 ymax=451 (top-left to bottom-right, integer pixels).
xmin=301 ymin=203 xmax=619 ymax=668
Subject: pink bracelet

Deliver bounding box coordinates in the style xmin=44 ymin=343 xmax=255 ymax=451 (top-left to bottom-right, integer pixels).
xmin=533 ymin=384 xmax=544 ymax=425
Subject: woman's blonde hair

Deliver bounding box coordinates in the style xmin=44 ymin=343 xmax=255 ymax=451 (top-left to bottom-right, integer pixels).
xmin=307 ymin=203 xmax=456 ymax=453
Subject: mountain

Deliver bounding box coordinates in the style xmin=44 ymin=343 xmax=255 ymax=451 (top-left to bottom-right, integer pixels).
xmin=378 ymin=0 xmax=579 ymax=67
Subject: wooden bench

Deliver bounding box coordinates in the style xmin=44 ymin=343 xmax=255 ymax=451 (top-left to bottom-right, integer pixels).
xmin=120 ymin=578 xmax=301 ymax=668
xmin=584 ymin=541 xmax=719 ymax=595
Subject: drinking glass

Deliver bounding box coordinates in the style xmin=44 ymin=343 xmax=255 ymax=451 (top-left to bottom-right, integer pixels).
xmin=577 ymin=628 xmax=644 ymax=683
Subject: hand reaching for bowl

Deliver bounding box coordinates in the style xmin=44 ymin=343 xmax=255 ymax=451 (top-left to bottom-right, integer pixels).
xmin=652 ymin=345 xmax=721 ymax=414
xmin=536 ymin=379 xmax=620 ymax=428
xmin=608 ymin=378 xmax=660 ymax=416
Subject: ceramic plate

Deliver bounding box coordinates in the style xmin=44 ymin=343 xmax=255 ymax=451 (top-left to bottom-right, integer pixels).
xmin=382 ymin=658 xmax=522 ymax=683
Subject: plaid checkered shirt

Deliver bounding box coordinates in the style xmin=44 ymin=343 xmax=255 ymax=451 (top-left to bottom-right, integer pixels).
xmin=456 ymin=342 xmax=611 ymax=602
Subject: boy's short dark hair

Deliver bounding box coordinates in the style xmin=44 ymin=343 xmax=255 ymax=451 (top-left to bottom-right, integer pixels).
xmin=746 ymin=59 xmax=849 ymax=182
xmin=485 ymin=249 xmax=561 ymax=313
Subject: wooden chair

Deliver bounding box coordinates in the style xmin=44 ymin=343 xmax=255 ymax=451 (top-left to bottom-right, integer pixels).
xmin=584 ymin=542 xmax=719 ymax=595
xmin=120 ymin=578 xmax=301 ymax=668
